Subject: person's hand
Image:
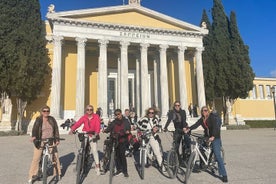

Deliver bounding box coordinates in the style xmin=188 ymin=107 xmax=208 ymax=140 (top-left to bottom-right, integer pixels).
xmin=68 ymin=130 xmax=73 ymax=135
xmin=152 ymin=126 xmax=158 ymax=133
xmin=209 ymin=136 xmax=215 ymax=142
xmin=30 ymin=137 xmax=36 ymax=143
xmin=163 ymin=128 xmax=168 ymax=132
xmin=183 ymin=127 xmax=190 ymax=133
xmin=125 ymin=130 xmax=130 ymax=134
xmin=56 ymin=141 xmax=60 ymax=146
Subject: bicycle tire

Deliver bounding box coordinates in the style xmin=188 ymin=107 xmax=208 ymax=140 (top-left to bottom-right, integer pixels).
xmin=76 ymin=153 xmax=83 ymax=184
xmin=109 ymin=149 xmax=115 ymax=184
xmin=42 ymin=155 xmax=49 ymax=184
xmin=140 ymin=148 xmax=146 ymax=179
xmin=166 ymin=149 xmax=179 ymax=179
xmin=185 ymin=151 xmax=196 ymax=184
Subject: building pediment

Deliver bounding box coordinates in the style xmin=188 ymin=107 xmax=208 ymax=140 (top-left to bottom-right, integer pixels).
xmin=47 ymin=4 xmax=207 ymax=35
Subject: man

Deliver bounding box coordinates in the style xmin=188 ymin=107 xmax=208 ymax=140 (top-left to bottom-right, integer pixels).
xmin=103 ymin=109 xmax=131 ymax=177
xmin=188 ymin=106 xmax=228 ymax=183
xmin=164 ymin=101 xmax=190 ymax=163
xmin=69 ymin=105 xmax=101 ymax=175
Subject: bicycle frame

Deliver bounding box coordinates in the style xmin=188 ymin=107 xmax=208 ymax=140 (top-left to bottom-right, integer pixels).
xmin=41 ymin=139 xmax=55 ymax=173
xmin=191 ymin=137 xmax=212 ymax=166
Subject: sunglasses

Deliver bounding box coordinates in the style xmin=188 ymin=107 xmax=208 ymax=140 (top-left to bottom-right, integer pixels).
xmin=86 ymin=109 xmax=93 ymax=111
xmin=203 ymin=109 xmax=208 ymax=112
xmin=42 ymin=110 xmax=50 ymax=113
xmin=148 ymin=112 xmax=155 ymax=114
xmin=115 ymin=113 xmax=121 ymax=116
xmin=175 ymin=104 xmax=180 ymax=107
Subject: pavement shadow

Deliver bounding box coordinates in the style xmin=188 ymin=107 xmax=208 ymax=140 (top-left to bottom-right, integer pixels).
xmin=59 ymin=152 xmax=75 ymax=176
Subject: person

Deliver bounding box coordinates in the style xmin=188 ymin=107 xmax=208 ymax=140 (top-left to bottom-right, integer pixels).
xmin=163 ymin=101 xmax=190 ymax=163
xmin=188 ymin=106 xmax=228 ymax=183
xmin=137 ymin=107 xmax=166 ymax=172
xmin=193 ymin=104 xmax=198 ymax=117
xmin=69 ymin=105 xmax=101 ymax=175
xmin=27 ymin=106 xmax=61 ymax=184
xmin=103 ymin=109 xmax=131 ymax=177
xmin=188 ymin=103 xmax=193 ymax=117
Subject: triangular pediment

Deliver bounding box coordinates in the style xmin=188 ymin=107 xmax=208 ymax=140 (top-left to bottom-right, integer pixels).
xmin=47 ymin=4 xmax=206 ymax=34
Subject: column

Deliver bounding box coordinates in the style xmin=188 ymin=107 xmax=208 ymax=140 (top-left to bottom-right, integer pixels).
xmin=51 ymin=35 xmax=63 ymax=119
xmin=75 ymin=37 xmax=87 ymax=119
xmin=153 ymin=56 xmax=159 ymax=107
xmin=195 ymin=47 xmax=206 ymax=109
xmin=135 ymin=55 xmax=141 ymax=117
xmin=140 ymin=43 xmax=150 ymax=114
xmin=98 ymin=39 xmax=109 ymax=118
xmin=120 ymin=41 xmax=130 ymax=111
xmin=117 ymin=56 xmax=121 ymax=109
xmin=159 ymin=44 xmax=169 ymax=117
xmin=178 ymin=46 xmax=189 ymax=113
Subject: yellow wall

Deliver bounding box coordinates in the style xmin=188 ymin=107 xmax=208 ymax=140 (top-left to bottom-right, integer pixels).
xmin=79 ymin=11 xmax=184 ymax=31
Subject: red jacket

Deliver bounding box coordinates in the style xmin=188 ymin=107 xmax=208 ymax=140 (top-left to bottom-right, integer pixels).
xmin=71 ymin=113 xmax=101 ymax=134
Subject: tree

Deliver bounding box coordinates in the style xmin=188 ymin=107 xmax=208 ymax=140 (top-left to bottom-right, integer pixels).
xmin=0 ymin=0 xmax=50 ymax=131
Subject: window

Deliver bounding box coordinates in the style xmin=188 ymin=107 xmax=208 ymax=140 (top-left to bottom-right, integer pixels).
xmin=259 ymin=85 xmax=264 ymax=99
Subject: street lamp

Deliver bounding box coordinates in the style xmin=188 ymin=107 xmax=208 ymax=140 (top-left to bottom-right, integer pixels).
xmin=271 ymin=86 xmax=276 ymax=130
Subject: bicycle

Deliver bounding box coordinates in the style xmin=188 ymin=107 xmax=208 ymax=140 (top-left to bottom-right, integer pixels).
xmin=165 ymin=131 xmax=191 ymax=179
xmin=73 ymin=130 xmax=97 ymax=184
xmin=185 ymin=133 xmax=225 ymax=184
xmin=35 ymin=137 xmax=63 ymax=184
xmin=137 ymin=129 xmax=164 ymax=179
xmin=108 ymin=132 xmax=119 ymax=184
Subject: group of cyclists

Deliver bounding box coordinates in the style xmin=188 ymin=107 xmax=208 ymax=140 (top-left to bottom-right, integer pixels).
xmin=27 ymin=101 xmax=228 ymax=183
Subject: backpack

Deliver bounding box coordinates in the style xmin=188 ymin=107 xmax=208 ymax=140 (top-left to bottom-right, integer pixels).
xmin=211 ymin=112 xmax=222 ymax=129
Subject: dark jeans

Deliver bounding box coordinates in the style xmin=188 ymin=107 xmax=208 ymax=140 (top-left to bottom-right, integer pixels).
xmin=212 ymin=138 xmax=227 ymax=176
xmin=115 ymin=142 xmax=128 ymax=174
xmin=174 ymin=131 xmax=191 ymax=161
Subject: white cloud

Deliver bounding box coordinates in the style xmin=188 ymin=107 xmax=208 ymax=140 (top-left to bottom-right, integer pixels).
xmin=270 ymin=69 xmax=276 ymax=77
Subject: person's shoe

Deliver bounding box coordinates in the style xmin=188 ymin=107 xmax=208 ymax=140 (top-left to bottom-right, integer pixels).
xmin=222 ymin=176 xmax=228 ymax=183
xmin=123 ymin=172 xmax=129 ymax=178
xmin=56 ymin=175 xmax=61 ymax=181
xmin=114 ymin=171 xmax=123 ymax=176
xmin=27 ymin=179 xmax=32 ymax=184
xmin=160 ymin=164 xmax=167 ymax=173
xmin=96 ymin=167 xmax=101 ymax=176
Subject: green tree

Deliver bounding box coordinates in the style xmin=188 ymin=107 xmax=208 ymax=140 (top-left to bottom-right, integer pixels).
xmin=0 ymin=0 xmax=50 ymax=131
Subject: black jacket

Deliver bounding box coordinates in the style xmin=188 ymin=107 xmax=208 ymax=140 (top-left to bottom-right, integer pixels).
xmin=189 ymin=113 xmax=220 ymax=138
xmin=104 ymin=117 xmax=131 ymax=142
xmin=164 ymin=108 xmax=187 ymax=132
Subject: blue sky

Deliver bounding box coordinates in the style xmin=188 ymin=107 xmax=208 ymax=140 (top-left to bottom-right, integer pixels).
xmin=39 ymin=0 xmax=276 ymax=78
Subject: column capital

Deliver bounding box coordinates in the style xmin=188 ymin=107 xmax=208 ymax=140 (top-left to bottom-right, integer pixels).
xmin=98 ymin=39 xmax=109 ymax=47
xmin=140 ymin=43 xmax=150 ymax=50
xmin=196 ymin=47 xmax=205 ymax=53
xmin=159 ymin=44 xmax=169 ymax=52
xmin=52 ymin=35 xmax=64 ymax=45
xmin=120 ymin=40 xmax=130 ymax=49
xmin=76 ymin=37 xmax=87 ymax=47
xmin=178 ymin=46 xmax=187 ymax=53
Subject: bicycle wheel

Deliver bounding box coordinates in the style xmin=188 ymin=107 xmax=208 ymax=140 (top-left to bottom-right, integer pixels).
xmin=166 ymin=149 xmax=178 ymax=179
xmin=185 ymin=151 xmax=196 ymax=184
xmin=76 ymin=153 xmax=83 ymax=184
xmin=109 ymin=150 xmax=115 ymax=184
xmin=42 ymin=155 xmax=49 ymax=184
xmin=140 ymin=148 xmax=146 ymax=179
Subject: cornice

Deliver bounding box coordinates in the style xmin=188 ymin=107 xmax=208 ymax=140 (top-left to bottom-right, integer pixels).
xmin=49 ymin=17 xmax=205 ymax=38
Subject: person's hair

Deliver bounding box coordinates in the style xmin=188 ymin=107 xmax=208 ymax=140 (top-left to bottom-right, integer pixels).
xmin=41 ymin=105 xmax=50 ymax=112
xmin=114 ymin=109 xmax=122 ymax=115
xmin=145 ymin=107 xmax=155 ymax=117
xmin=125 ymin=109 xmax=130 ymax=112
xmin=200 ymin=106 xmax=209 ymax=116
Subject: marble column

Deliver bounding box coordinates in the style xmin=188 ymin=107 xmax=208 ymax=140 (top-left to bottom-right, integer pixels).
xmin=159 ymin=44 xmax=169 ymax=117
xmin=51 ymin=35 xmax=63 ymax=119
xmin=195 ymin=47 xmax=206 ymax=109
xmin=135 ymin=55 xmax=141 ymax=117
xmin=98 ymin=39 xmax=109 ymax=118
xmin=140 ymin=43 xmax=150 ymax=114
xmin=75 ymin=37 xmax=87 ymax=120
xmin=153 ymin=56 xmax=159 ymax=108
xmin=120 ymin=41 xmax=130 ymax=111
xmin=117 ymin=56 xmax=121 ymax=109
xmin=178 ymin=46 xmax=188 ymax=113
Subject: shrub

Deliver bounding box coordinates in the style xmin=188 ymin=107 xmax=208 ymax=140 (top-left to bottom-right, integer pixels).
xmin=245 ymin=120 xmax=276 ymax=128
xmin=226 ymin=125 xmax=250 ymax=130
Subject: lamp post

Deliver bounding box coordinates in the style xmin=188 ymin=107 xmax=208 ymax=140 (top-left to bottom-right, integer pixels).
xmin=271 ymin=86 xmax=276 ymax=130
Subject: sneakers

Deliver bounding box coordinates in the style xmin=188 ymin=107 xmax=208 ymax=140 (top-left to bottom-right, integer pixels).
xmin=222 ymin=176 xmax=228 ymax=183
xmin=160 ymin=164 xmax=167 ymax=173
xmin=95 ymin=167 xmax=101 ymax=176
xmin=114 ymin=171 xmax=123 ymax=176
xmin=123 ymin=172 xmax=129 ymax=177
xmin=27 ymin=179 xmax=32 ymax=184
xmin=56 ymin=175 xmax=61 ymax=181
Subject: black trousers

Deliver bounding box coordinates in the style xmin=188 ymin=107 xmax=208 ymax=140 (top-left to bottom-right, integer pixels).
xmin=115 ymin=142 xmax=128 ymax=174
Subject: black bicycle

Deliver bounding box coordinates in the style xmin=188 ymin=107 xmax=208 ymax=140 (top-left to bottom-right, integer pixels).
xmin=108 ymin=133 xmax=119 ymax=184
xmin=73 ymin=130 xmax=96 ymax=184
xmin=165 ymin=131 xmax=191 ymax=179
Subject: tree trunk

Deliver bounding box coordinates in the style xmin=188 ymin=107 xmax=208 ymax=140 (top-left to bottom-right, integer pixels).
xmin=16 ymin=98 xmax=27 ymax=132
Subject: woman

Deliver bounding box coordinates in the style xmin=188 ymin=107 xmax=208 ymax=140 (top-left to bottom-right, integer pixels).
xmin=28 ymin=106 xmax=61 ymax=183
xmin=189 ymin=106 xmax=228 ymax=183
xmin=69 ymin=105 xmax=101 ymax=175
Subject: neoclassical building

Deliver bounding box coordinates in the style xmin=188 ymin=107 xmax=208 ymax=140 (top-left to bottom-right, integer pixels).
xmin=44 ymin=0 xmax=208 ymax=121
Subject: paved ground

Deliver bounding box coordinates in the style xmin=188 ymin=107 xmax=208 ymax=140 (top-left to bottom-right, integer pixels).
xmin=1 ymin=128 xmax=276 ymax=184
